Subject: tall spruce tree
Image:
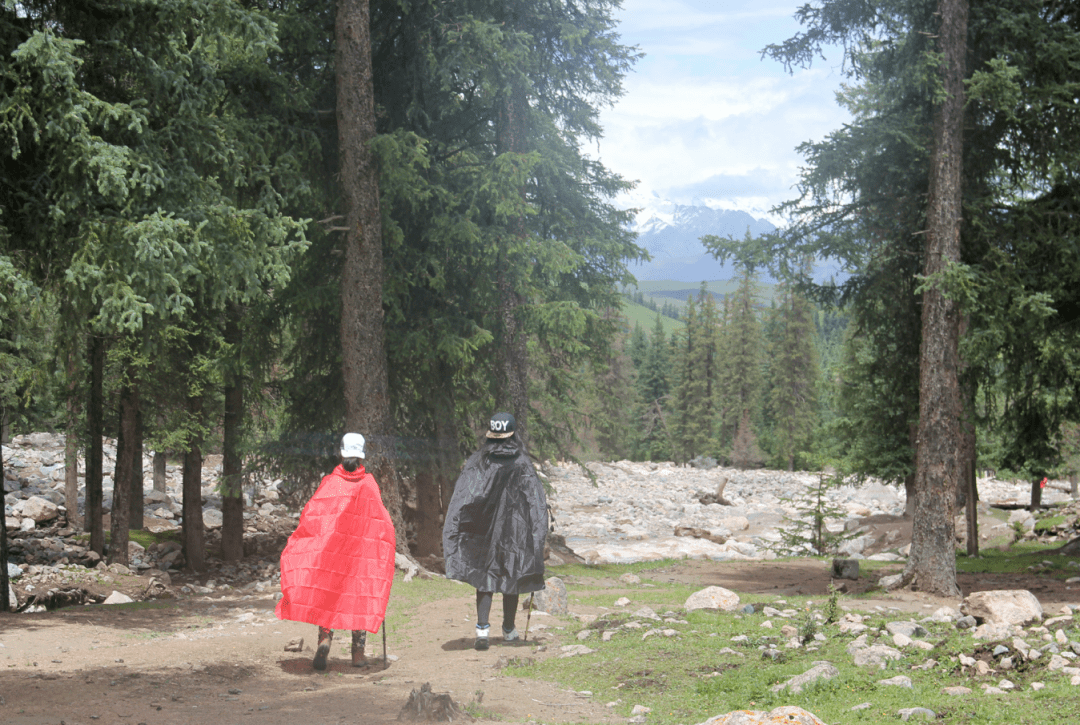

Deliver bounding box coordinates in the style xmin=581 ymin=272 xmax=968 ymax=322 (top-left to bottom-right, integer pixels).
xmin=670 ymin=293 xmax=699 ymax=461
xmin=720 ymin=263 xmax=765 ymax=468
xmin=769 ymin=281 xmax=820 ymax=471
xmin=636 ymin=313 xmax=673 ymax=460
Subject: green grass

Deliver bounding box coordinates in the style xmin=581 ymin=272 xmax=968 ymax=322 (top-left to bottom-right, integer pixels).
xmin=621 ymin=300 xmax=684 ymax=334
xmin=1035 ymin=515 xmax=1066 ymax=532
xmin=73 ymin=529 xmax=181 ymax=548
xmin=633 ymin=279 xmax=777 ymax=303
xmin=957 ymin=542 xmax=1075 ymax=577
xmin=504 ymin=561 xmax=1080 ymax=725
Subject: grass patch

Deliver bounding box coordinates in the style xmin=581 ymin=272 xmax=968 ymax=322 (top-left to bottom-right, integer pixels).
xmin=1035 ymin=515 xmax=1066 ymax=532
xmin=956 ymin=542 xmax=1069 ymax=575
xmin=507 ymin=563 xmax=1080 ymax=725
xmin=73 ymin=529 xmax=181 ymax=548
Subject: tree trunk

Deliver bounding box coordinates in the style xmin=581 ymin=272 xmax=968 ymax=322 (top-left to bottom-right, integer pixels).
xmin=959 ymin=320 xmax=977 ymax=557
xmin=412 ymin=377 xmax=460 ymax=559
xmin=1030 ymin=477 xmax=1043 ymax=512
xmin=904 ymin=0 xmax=968 ymax=598
xmin=182 ymin=394 xmax=206 ymax=572
xmin=65 ymin=349 xmax=81 ymax=531
xmin=109 ymin=380 xmax=138 ymax=566
xmin=494 ymin=80 xmax=530 ymax=445
xmin=1 ymin=438 xmax=9 ymax=612
xmin=904 ymin=473 xmax=916 ymax=519
xmin=86 ymin=335 xmax=105 ymax=555
xmin=153 ymin=451 xmax=167 ymax=493
xmin=221 ymin=314 xmax=245 ymax=562
xmin=130 ymin=405 xmax=144 ymax=531
xmin=336 ymin=0 xmax=407 ymax=552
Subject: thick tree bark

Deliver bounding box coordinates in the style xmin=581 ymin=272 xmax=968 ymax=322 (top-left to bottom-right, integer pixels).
xmin=336 ymin=0 xmax=407 ymax=552
xmin=110 ymin=380 xmax=138 ymax=566
xmin=412 ymin=375 xmax=460 ymax=559
xmin=86 ymin=335 xmax=105 ymax=555
xmin=182 ymin=394 xmax=206 ymax=572
xmin=222 ymin=313 xmax=245 ymax=562
xmin=1 ymin=439 xmax=8 ymax=612
xmin=1029 ymin=477 xmax=1043 ymax=512
xmin=130 ymin=406 xmax=144 ymax=531
xmin=65 ymin=349 xmax=81 ymax=531
xmin=153 ymin=451 xmax=167 ymax=493
xmin=494 ymin=81 xmax=530 ymax=445
xmin=904 ymin=0 xmax=968 ymax=597
xmin=964 ymin=458 xmax=979 ymax=557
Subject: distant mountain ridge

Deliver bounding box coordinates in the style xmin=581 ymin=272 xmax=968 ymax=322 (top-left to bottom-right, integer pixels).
xmin=626 ymin=195 xmax=777 ymax=283
xmin=623 ymin=192 xmax=844 ymax=285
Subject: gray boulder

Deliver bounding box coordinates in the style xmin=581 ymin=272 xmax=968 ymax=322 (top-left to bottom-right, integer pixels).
xmin=962 ymin=590 xmax=1043 ymax=626
xmin=852 ymin=645 xmax=903 ymax=668
xmin=532 ymin=576 xmax=568 ymax=615
xmin=21 ymin=495 xmax=58 ymax=523
xmin=695 ymin=707 xmax=827 ymax=725
xmin=769 ymin=662 xmax=839 ymax=694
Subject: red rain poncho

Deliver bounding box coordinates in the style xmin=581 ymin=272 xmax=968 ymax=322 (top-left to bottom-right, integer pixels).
xmin=276 ymin=464 xmax=396 ymax=632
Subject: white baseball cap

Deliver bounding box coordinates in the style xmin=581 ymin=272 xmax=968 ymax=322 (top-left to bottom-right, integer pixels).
xmin=340 ymin=432 xmax=366 ymax=459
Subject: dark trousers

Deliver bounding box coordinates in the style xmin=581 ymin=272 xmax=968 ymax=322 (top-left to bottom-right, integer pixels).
xmin=475 ymin=590 xmax=519 ymax=632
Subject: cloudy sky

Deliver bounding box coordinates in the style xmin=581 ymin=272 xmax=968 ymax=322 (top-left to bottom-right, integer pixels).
xmin=594 ymin=0 xmax=852 ymax=221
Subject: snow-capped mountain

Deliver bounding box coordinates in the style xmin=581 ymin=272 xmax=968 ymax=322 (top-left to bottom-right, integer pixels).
xmin=619 ymin=190 xmax=848 ymax=285
xmin=622 ymin=190 xmax=777 ymax=283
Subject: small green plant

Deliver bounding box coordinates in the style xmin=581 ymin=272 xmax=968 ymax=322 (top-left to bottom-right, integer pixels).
xmin=821 ymin=583 xmax=841 ymax=625
xmin=1011 ymin=520 xmax=1027 ymax=543
xmin=797 ymin=604 xmax=818 ymax=644
xmin=770 ymin=472 xmax=860 ymax=556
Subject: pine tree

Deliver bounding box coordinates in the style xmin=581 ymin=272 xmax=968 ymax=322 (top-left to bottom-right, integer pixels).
xmin=636 ymin=313 xmax=672 ymax=460
xmin=768 ymin=281 xmax=820 ymax=471
xmin=679 ymin=284 xmax=722 ymax=460
xmin=721 ymin=262 xmax=765 ymax=468
xmin=591 ymin=329 xmax=637 ymax=459
xmin=628 ymin=322 xmax=648 ymax=372
xmin=670 ymin=293 xmax=699 ymax=461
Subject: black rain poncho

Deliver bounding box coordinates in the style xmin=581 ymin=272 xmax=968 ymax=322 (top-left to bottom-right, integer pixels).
xmin=442 ymin=438 xmax=548 ymax=594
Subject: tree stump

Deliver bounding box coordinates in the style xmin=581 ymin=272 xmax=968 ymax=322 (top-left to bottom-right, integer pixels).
xmin=397 ymin=682 xmax=471 ymax=722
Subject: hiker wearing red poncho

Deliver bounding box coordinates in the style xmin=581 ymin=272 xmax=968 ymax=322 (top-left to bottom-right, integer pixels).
xmin=276 ymin=433 xmax=395 ymax=670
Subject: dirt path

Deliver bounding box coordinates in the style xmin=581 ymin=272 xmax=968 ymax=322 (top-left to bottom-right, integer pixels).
xmin=0 ymin=582 xmax=622 ymax=725
xmin=1 ymin=558 xmax=1077 ymax=725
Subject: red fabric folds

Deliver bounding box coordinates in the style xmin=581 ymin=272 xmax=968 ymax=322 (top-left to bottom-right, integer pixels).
xmin=276 ymin=464 xmax=396 ymax=632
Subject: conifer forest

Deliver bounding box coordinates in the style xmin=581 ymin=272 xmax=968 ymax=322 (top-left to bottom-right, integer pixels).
xmin=4 ymin=0 xmax=1080 ymax=596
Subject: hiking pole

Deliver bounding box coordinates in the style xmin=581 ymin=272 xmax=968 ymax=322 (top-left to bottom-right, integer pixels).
xmin=380 ymin=622 xmax=388 ymax=674
xmin=523 ymin=592 xmax=535 ymax=642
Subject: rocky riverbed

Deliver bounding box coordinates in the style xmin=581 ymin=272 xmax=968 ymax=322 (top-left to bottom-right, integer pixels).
xmin=4 ymin=432 xmax=1080 ymax=611
xmin=541 ymin=459 xmax=1079 ymax=564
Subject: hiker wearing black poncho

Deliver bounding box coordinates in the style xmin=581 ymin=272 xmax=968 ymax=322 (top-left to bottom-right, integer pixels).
xmin=442 ymin=413 xmax=548 ymax=651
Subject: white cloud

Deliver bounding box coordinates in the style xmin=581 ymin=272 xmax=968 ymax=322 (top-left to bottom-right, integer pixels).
xmin=592 ymin=0 xmax=852 ymax=220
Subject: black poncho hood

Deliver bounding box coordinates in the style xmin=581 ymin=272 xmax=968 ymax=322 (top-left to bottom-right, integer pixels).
xmin=442 ymin=439 xmax=548 ymax=593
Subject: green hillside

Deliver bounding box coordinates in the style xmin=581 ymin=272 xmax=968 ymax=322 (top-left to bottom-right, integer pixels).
xmin=620 ymin=300 xmax=683 ymax=335
xmin=630 ymin=279 xmax=776 ymax=310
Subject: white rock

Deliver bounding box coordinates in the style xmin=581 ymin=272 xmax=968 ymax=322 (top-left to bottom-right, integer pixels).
xmin=684 ymin=586 xmax=740 ymax=612
xmin=962 ymin=590 xmax=1043 ymax=626
xmin=103 ymin=591 xmax=134 ymax=605
xmin=769 ymin=662 xmax=839 ymax=694
xmin=21 ymin=495 xmax=58 ymax=522
xmin=853 ymin=645 xmax=903 ymax=667
xmin=202 ymin=508 xmax=224 ymax=529
xmin=878 ymin=675 xmax=913 ymax=688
